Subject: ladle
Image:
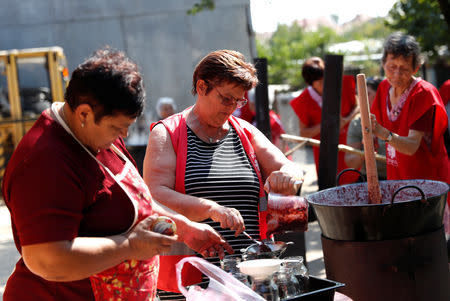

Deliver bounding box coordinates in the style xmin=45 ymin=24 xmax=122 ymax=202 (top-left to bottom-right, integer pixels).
xmin=243 ymin=231 xmax=263 ymax=246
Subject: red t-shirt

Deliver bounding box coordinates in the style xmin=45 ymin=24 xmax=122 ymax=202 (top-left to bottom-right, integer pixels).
xmin=439 ymin=79 xmax=450 ymax=106
xmin=290 ymin=75 xmax=358 ymax=184
xmin=2 ymin=110 xmax=136 ymax=300
xmin=371 ymin=79 xmax=450 ymax=184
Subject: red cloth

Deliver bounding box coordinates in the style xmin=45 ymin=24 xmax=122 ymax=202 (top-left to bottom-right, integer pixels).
xmin=439 ymin=79 xmax=450 ymax=105
xmin=234 ymin=101 xmax=254 ymax=123
xmin=88 ymin=145 xmax=158 ymax=300
xmin=150 ymin=108 xmax=268 ymax=292
xmin=290 ymin=75 xmax=358 ymax=184
xmin=2 ymin=111 xmax=140 ymax=300
xmin=371 ymin=79 xmax=450 ymax=184
xmin=269 ymin=110 xmax=285 ymax=146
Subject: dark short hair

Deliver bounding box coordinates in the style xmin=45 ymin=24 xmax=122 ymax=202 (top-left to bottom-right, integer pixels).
xmin=191 ymin=50 xmax=258 ymax=95
xmin=302 ymin=57 xmax=324 ymax=85
xmin=65 ymin=46 xmax=145 ymax=122
xmin=366 ymin=76 xmax=382 ymax=91
xmin=381 ymin=32 xmax=422 ymax=70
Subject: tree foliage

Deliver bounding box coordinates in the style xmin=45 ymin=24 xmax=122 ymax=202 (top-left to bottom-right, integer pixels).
xmin=257 ymin=24 xmax=340 ymax=89
xmin=256 ymin=18 xmax=394 ymax=87
xmin=187 ymin=0 xmax=215 ymax=15
xmin=341 ymin=18 xmax=393 ymax=41
xmin=386 ymin=0 xmax=450 ymax=58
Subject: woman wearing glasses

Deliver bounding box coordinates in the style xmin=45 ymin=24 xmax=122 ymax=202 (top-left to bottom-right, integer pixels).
xmin=143 ymin=49 xmax=304 ymax=299
xmin=370 ymin=32 xmax=449 ymax=184
xmin=370 ymin=33 xmax=450 ymax=261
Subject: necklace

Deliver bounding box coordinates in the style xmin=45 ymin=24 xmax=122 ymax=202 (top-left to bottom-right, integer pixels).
xmin=188 ymin=106 xmax=226 ymax=144
xmin=206 ymin=132 xmax=219 ymax=143
xmin=205 ymin=125 xmax=228 ymax=144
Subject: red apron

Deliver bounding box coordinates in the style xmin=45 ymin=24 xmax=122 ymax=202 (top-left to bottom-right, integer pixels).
xmin=371 ymin=79 xmax=450 ymax=184
xmin=290 ymin=76 xmax=359 ymax=184
xmin=53 ymin=104 xmax=159 ymax=300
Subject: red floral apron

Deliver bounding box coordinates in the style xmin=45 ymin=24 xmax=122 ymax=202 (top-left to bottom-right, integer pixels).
xmin=52 ymin=103 xmax=159 ymax=300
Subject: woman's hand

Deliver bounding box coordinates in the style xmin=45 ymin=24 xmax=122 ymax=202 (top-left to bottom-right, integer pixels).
xmin=264 ymin=171 xmax=302 ymax=195
xmin=208 ymin=203 xmax=245 ymax=237
xmin=126 ymin=215 xmax=179 ymax=260
xmin=370 ymin=114 xmax=423 ymax=155
xmin=340 ymin=106 xmax=360 ymax=129
xmin=179 ymin=220 xmax=234 ymax=259
xmin=370 ymin=114 xmax=389 ymax=140
xmin=264 ymin=165 xmax=304 ymax=195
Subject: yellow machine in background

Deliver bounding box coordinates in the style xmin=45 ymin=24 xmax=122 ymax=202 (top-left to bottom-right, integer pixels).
xmin=0 ymin=46 xmax=69 ymax=181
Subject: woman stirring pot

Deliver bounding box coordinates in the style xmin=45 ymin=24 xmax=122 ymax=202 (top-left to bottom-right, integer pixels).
xmin=144 ymin=49 xmax=304 ymax=299
xmin=2 ymin=47 xmax=232 ymax=301
xmin=370 ymin=33 xmax=449 ymax=184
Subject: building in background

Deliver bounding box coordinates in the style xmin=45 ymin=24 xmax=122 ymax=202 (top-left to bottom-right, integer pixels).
xmin=0 ymin=0 xmax=256 ymax=146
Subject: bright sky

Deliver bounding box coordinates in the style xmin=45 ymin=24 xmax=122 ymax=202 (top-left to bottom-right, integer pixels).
xmin=250 ymin=0 xmax=399 ymax=32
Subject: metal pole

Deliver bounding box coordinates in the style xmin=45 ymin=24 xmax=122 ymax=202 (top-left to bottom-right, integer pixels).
xmin=253 ymin=58 xmax=272 ymax=141
xmin=318 ymin=54 xmax=343 ymax=190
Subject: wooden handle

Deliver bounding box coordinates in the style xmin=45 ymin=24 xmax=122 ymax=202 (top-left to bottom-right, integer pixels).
xmin=356 ymin=74 xmax=382 ymax=204
xmin=280 ymin=134 xmax=387 ymax=162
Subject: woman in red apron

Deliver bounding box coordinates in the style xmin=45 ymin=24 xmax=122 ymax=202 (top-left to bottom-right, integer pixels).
xmin=370 ymin=33 xmax=449 ymax=185
xmin=2 ymin=47 xmax=231 ymax=301
xmin=370 ymin=33 xmax=450 ymax=244
xmin=290 ymin=57 xmax=360 ymax=184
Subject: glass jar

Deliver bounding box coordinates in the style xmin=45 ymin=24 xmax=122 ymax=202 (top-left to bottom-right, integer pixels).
xmin=283 ymin=256 xmax=310 ymax=293
xmin=266 ymin=193 xmax=308 ymax=236
xmin=220 ymin=254 xmax=242 ymax=274
xmin=251 ymin=275 xmax=279 ymax=301
xmin=220 ymin=254 xmax=250 ymax=287
xmin=273 ymin=266 xmax=301 ymax=299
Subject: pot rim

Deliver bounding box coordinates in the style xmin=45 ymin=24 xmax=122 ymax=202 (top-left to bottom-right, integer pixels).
xmin=306 ymin=179 xmax=449 ymax=208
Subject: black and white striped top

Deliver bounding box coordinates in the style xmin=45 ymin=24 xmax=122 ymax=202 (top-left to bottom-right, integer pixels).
xmin=185 ymin=125 xmax=261 ymax=253
xmin=157 ymin=125 xmax=261 ymax=300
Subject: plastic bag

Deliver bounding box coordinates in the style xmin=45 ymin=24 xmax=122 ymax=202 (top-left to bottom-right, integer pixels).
xmin=176 ymin=257 xmax=265 ymax=301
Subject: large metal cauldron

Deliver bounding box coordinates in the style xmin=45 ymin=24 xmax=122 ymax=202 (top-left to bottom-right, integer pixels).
xmin=306 ymin=179 xmax=448 ymax=241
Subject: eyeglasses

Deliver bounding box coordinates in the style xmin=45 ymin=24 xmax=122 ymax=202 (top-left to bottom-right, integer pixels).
xmin=214 ymin=87 xmax=248 ymax=109
xmin=384 ymin=63 xmax=413 ymax=75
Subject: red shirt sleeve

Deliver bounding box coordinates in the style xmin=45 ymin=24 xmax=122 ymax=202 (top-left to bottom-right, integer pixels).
xmin=341 ymin=75 xmax=357 ymax=117
xmin=439 ymin=79 xmax=450 ymax=106
xmin=410 ymin=107 xmax=435 ymax=133
xmin=8 ymin=151 xmax=85 ymax=246
xmin=290 ymin=91 xmax=310 ymax=125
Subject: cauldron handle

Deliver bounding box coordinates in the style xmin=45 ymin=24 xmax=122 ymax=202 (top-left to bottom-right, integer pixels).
xmin=336 ymin=168 xmax=366 ymax=186
xmin=391 ymin=185 xmax=426 ymax=205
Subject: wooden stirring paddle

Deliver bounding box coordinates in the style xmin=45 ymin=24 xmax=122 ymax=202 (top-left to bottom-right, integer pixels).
xmin=356 ymin=74 xmax=382 ymax=204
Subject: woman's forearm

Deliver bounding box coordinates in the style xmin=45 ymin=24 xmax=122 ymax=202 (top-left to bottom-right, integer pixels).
xmin=385 ymin=130 xmax=423 ymax=156
xmin=299 ymin=123 xmax=321 ymax=138
xmin=371 ymin=115 xmax=423 ymax=156
xmin=344 ymin=142 xmax=364 ymax=169
xmin=345 ymin=152 xmax=364 ymax=169
xmin=22 ymin=236 xmax=131 ymax=282
xmin=151 ymin=186 xmax=216 ymax=222
xmin=23 ymin=216 xmax=178 ymax=282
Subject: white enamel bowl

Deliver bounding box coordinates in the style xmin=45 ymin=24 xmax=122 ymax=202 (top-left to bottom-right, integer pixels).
xmin=237 ymin=259 xmax=283 ymax=279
